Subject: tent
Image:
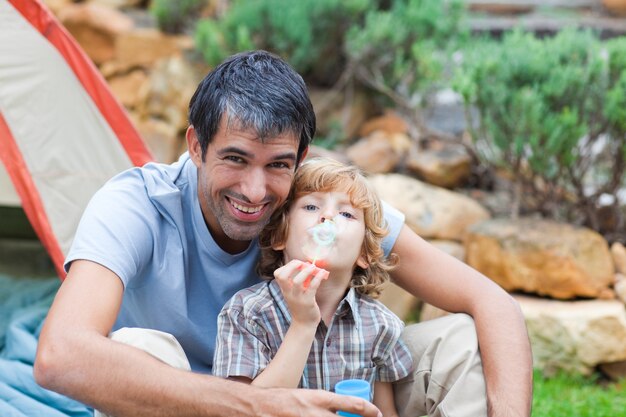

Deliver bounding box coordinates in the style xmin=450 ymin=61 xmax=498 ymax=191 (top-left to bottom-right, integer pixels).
xmin=0 ymin=0 xmax=154 ymax=279
xmin=1 ymin=1 xmax=155 ymax=415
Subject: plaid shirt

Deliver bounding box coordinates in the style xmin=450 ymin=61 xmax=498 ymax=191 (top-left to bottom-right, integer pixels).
xmin=213 ymin=280 xmax=413 ymax=391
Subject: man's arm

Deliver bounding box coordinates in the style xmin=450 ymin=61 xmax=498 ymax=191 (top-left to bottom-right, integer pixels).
xmin=389 ymin=225 xmax=532 ymax=417
xmin=373 ymin=381 xmax=399 ymax=417
xmin=34 ymin=260 xmax=382 ymax=417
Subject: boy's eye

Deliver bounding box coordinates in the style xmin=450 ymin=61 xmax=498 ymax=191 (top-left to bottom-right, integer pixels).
xmin=304 ymin=204 xmax=318 ymax=211
xmin=340 ymin=211 xmax=355 ymax=219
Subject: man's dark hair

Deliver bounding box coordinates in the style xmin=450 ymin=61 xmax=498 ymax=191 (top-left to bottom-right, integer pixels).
xmin=188 ymin=50 xmax=316 ymax=164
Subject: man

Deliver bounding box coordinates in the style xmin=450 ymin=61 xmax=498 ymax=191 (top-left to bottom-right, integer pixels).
xmin=35 ymin=51 xmax=532 ymax=417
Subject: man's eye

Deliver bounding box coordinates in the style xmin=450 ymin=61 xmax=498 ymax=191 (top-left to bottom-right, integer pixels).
xmin=225 ymin=156 xmax=244 ymax=163
xmin=269 ymin=161 xmax=290 ymax=169
xmin=340 ymin=211 xmax=355 ymax=219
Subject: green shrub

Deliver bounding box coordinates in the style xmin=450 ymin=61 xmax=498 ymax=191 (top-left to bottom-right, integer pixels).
xmin=345 ymin=0 xmax=467 ymax=128
xmin=150 ymin=0 xmax=207 ymax=34
xmin=455 ymin=30 xmax=626 ymax=233
xmin=194 ymin=0 xmax=376 ymax=84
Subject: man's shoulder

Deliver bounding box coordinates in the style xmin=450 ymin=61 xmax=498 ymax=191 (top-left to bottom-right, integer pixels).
xmin=105 ymin=153 xmax=193 ymax=195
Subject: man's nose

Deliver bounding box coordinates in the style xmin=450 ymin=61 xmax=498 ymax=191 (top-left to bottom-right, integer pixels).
xmin=240 ymin=169 xmax=267 ymax=203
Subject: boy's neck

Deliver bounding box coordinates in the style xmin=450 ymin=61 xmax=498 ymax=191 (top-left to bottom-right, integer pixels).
xmin=315 ymin=271 xmax=352 ymax=325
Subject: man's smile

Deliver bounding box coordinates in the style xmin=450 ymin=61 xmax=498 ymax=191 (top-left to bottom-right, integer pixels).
xmin=226 ymin=197 xmax=267 ymax=215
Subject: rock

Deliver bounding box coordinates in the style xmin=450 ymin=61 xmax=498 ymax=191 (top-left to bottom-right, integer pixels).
xmin=406 ymin=141 xmax=471 ymax=188
xmin=603 ymin=0 xmax=626 ymax=16
xmin=465 ymin=218 xmax=615 ymax=299
xmin=516 ymin=294 xmax=626 ymax=376
xmin=108 ymin=68 xmax=149 ymax=109
xmin=309 ymin=87 xmax=375 ymax=141
xmin=305 ymin=146 xmax=350 ymax=165
xmin=87 ymin=0 xmax=145 ymax=9
xmin=599 ymin=360 xmax=626 ymax=381
xmin=346 ymin=131 xmax=404 ymax=174
xmin=429 ymin=239 xmax=466 ymax=261
xmin=368 ymin=174 xmax=491 ymax=241
xmin=615 ymin=274 xmax=626 ymax=304
xmin=140 ymin=57 xmax=200 ymax=133
xmin=133 ymin=117 xmax=181 ymax=164
xmin=115 ymin=29 xmax=192 ymax=68
xmin=469 ymin=2 xmax=534 ymax=15
xmin=359 ymin=110 xmax=409 ymax=137
xmin=611 ymin=242 xmax=626 ymax=274
xmin=58 ymin=4 xmax=134 ymax=65
xmin=378 ymin=282 xmax=420 ymax=322
xmin=42 ymin=0 xmax=73 ymax=16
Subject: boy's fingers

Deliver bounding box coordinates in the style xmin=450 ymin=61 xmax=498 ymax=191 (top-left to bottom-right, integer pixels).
xmin=274 ymin=259 xmax=305 ymax=281
xmin=292 ymin=263 xmax=317 ymax=287
xmin=306 ymin=269 xmax=329 ymax=292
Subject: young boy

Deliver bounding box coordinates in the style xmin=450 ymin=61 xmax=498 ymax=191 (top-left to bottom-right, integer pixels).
xmin=213 ymin=158 xmax=413 ymax=417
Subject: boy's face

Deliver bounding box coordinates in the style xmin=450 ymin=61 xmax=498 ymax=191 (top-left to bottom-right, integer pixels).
xmin=279 ymin=191 xmax=368 ymax=274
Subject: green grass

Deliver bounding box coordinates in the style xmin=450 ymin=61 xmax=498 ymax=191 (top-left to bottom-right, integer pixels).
xmin=532 ymin=370 xmax=626 ymax=417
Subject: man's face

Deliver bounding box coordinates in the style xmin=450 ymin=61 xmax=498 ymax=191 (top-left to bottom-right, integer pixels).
xmin=188 ymin=118 xmax=301 ymax=253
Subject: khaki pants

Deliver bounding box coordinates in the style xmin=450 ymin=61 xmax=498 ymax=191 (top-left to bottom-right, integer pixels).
xmin=96 ymin=313 xmax=487 ymax=417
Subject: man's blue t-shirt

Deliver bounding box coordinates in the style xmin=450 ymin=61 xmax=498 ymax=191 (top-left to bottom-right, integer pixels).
xmin=65 ymin=152 xmax=405 ymax=374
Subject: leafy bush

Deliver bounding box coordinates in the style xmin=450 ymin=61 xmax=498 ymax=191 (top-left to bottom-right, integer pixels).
xmin=194 ymin=0 xmax=376 ymax=85
xmin=345 ymin=0 xmax=467 ymax=130
xmin=150 ymin=0 xmax=207 ymax=34
xmin=455 ymin=30 xmax=626 ymax=234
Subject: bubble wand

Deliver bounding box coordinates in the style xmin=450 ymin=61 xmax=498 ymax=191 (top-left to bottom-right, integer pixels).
xmin=300 ymin=216 xmax=343 ymax=287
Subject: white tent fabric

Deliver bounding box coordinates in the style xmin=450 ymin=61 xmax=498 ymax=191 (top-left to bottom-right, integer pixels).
xmin=0 ymin=162 xmax=20 ymax=207
xmin=0 ymin=0 xmax=153 ymax=277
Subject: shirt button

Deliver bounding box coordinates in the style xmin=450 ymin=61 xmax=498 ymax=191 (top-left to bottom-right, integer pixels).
xmin=326 ymin=339 xmax=331 ymax=347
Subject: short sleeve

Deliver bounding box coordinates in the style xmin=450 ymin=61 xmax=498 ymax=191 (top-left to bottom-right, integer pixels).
xmin=64 ymin=170 xmax=157 ymax=286
xmin=213 ymin=296 xmax=272 ymax=379
xmin=373 ymin=315 xmax=413 ymax=383
xmin=381 ymin=200 xmax=405 ymax=257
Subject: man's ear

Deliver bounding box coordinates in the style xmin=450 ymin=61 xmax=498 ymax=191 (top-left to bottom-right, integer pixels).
xmin=186 ymin=125 xmax=202 ymax=167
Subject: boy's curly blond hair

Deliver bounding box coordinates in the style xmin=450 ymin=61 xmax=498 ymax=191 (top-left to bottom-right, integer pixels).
xmin=258 ymin=157 xmax=397 ymax=298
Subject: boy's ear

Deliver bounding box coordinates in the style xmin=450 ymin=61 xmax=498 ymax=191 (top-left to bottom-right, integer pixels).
xmin=356 ymin=253 xmax=369 ymax=269
xmin=272 ymin=242 xmax=286 ymax=251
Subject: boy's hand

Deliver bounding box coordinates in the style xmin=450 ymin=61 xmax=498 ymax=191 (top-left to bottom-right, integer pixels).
xmin=274 ymin=260 xmax=329 ymax=326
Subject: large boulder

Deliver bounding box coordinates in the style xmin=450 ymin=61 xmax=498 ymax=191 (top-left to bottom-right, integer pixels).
xmin=346 ymin=131 xmax=410 ymax=174
xmin=58 ymin=4 xmax=133 ymax=64
xmin=405 ymin=141 xmax=472 ymax=189
xmin=516 ymin=294 xmax=626 ymax=375
xmin=368 ymin=174 xmax=490 ymax=241
xmin=465 ymin=218 xmax=615 ymax=299
xmin=611 ymin=242 xmax=626 ymax=275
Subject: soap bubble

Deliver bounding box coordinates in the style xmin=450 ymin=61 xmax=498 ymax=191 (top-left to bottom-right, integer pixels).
xmin=302 ymin=215 xmax=346 ymax=264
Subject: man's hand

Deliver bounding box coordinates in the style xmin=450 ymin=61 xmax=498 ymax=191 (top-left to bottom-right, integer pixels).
xmin=258 ymin=387 xmax=382 ymax=417
xmin=273 ymin=260 xmax=328 ymax=326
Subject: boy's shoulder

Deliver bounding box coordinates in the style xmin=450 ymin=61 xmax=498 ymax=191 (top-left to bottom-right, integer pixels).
xmin=223 ymin=280 xmax=277 ymax=317
xmin=355 ymin=293 xmax=405 ymax=329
